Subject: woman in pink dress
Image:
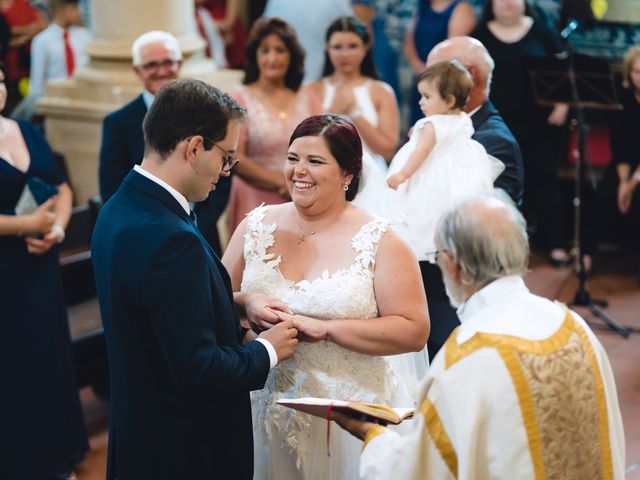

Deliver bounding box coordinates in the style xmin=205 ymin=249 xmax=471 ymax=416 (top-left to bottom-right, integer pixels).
xmin=228 ymin=17 xmax=321 ymax=233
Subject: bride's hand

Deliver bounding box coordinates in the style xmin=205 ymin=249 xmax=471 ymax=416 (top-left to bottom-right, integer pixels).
xmin=276 ymin=312 xmax=328 ymax=343
xmin=244 ymin=293 xmax=292 ymax=333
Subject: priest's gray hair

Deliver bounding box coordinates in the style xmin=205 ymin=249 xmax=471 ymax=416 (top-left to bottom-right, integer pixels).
xmin=434 ymin=191 xmax=529 ymax=288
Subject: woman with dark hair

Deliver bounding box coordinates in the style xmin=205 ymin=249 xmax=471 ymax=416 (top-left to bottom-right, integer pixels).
xmin=309 ymin=16 xmax=400 ymax=170
xmin=223 ymin=113 xmax=429 ymax=479
xmin=472 ymin=0 xmax=571 ymax=267
xmin=227 ymin=17 xmax=321 ymax=233
xmin=0 ymin=61 xmax=88 ymax=479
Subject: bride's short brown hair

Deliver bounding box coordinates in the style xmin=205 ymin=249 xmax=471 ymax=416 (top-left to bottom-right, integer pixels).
xmin=289 ymin=114 xmax=362 ymax=201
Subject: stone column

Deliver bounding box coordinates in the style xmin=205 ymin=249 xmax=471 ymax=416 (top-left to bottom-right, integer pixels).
xmin=37 ymin=0 xmax=243 ymax=203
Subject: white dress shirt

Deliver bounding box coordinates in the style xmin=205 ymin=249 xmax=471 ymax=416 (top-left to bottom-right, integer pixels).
xmin=133 ymin=165 xmax=278 ymax=368
xmin=29 ymin=23 xmax=92 ymax=98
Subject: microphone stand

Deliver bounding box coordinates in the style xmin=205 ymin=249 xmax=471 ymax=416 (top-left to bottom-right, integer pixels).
xmin=562 ymin=21 xmax=631 ymax=337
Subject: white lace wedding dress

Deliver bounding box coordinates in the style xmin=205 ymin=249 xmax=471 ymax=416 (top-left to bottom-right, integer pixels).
xmin=242 ymin=205 xmax=415 ymax=480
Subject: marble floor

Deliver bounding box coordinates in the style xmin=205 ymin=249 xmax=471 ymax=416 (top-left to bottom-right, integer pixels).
xmin=70 ymin=250 xmax=640 ymax=479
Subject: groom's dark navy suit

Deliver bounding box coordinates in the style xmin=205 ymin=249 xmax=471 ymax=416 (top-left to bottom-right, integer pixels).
xmin=92 ymin=170 xmax=270 ymax=479
xmin=98 ymin=94 xmax=231 ymax=254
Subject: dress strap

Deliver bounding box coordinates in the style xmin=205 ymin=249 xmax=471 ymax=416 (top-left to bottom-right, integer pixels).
xmin=351 ymin=217 xmax=391 ymax=273
xmin=243 ymin=204 xmax=278 ymax=264
xmin=352 ymin=80 xmax=378 ymax=127
xmin=322 ymin=79 xmax=336 ymax=111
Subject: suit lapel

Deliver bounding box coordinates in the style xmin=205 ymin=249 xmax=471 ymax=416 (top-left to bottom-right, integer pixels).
xmin=123 ymin=170 xmax=242 ymax=336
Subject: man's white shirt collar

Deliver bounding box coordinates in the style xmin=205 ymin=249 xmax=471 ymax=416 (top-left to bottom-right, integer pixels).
xmin=142 ymin=90 xmax=155 ymax=110
xmin=457 ymin=275 xmax=527 ymax=318
xmin=133 ymin=164 xmax=190 ymax=214
xmin=468 ymin=104 xmax=482 ymax=117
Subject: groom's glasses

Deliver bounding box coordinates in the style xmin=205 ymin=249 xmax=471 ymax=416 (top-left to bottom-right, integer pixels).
xmin=199 ymin=135 xmax=240 ymax=173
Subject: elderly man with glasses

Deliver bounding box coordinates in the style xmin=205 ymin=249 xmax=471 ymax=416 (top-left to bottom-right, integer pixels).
xmin=333 ymin=194 xmax=625 ymax=479
xmin=98 ymin=30 xmax=232 ymax=254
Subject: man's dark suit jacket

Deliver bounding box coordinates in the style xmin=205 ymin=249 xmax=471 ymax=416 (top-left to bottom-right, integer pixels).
xmin=91 ymin=171 xmax=270 ymax=480
xmin=471 ymin=100 xmax=524 ymax=206
xmin=98 ymin=94 xmax=230 ymax=254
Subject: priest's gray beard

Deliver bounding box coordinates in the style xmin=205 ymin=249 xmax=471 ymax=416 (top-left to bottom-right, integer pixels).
xmin=441 ymin=268 xmax=467 ymax=309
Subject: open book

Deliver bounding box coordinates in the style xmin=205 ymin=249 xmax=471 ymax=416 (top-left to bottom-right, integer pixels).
xmin=277 ymin=397 xmax=415 ymax=426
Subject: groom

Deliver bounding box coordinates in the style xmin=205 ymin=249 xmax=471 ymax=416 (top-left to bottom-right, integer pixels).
xmin=92 ymin=79 xmax=299 ymax=479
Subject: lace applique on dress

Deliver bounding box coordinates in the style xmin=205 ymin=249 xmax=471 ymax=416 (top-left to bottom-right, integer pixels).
xmin=242 ymin=206 xmax=410 ymax=470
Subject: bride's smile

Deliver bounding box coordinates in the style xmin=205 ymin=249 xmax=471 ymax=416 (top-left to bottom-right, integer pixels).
xmin=285 ymin=135 xmax=353 ymax=211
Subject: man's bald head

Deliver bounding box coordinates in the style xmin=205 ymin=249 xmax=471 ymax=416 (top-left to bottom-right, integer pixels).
xmin=427 ymin=37 xmax=495 ymax=111
xmin=435 ymin=194 xmax=529 ymax=294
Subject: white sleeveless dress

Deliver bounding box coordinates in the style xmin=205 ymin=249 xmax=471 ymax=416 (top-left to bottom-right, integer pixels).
xmin=388 ymin=114 xmax=503 ymax=262
xmin=321 ymin=79 xmax=396 ymax=220
xmin=243 ymin=205 xmax=415 ymax=480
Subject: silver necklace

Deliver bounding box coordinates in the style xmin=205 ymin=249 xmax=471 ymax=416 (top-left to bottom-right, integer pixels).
xmin=295 ymin=206 xmax=348 ymax=245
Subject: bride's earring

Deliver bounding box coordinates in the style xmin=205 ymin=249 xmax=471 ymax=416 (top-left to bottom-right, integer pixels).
xmin=343 ymin=182 xmax=350 ymax=191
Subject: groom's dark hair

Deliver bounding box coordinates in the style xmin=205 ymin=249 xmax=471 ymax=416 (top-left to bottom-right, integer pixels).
xmin=143 ymin=79 xmax=245 ymax=160
xmin=289 ymin=114 xmax=362 ymax=201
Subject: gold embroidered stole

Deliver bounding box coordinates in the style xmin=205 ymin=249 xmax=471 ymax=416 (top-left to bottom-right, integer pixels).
xmin=439 ymin=310 xmax=613 ymax=479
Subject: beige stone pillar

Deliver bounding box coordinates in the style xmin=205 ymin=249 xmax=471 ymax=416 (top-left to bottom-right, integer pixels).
xmin=37 ymin=0 xmax=243 ymax=204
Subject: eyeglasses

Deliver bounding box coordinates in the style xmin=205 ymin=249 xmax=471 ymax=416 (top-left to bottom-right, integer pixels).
xmin=425 ymin=249 xmax=445 ymax=262
xmin=199 ymin=135 xmax=240 ymax=173
xmin=138 ymin=59 xmax=181 ymax=72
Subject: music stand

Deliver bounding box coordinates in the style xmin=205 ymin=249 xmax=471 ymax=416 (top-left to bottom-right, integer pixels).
xmin=528 ymin=53 xmax=633 ymax=338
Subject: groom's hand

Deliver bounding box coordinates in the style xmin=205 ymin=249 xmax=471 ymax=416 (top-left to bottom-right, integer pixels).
xmin=276 ymin=312 xmax=328 ymax=343
xmin=258 ymin=319 xmax=298 ymax=362
xmin=245 ymin=293 xmax=292 ymax=333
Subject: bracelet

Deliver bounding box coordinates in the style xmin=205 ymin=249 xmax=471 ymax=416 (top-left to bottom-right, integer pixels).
xmin=51 ymin=223 xmax=65 ymax=244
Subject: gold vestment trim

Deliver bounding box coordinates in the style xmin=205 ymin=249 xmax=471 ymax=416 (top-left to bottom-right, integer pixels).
xmin=442 ymin=309 xmax=613 ymax=479
xmin=420 ymin=398 xmax=458 ymax=477
xmin=363 ymin=424 xmax=388 ymax=449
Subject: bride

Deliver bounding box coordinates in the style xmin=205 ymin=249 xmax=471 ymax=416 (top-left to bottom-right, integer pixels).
xmin=222 ymin=114 xmax=429 ymax=479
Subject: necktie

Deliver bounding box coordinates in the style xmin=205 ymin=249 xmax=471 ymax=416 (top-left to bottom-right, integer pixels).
xmin=195 ymin=8 xmax=212 ymax=59
xmin=190 ymin=210 xmax=198 ymax=227
xmin=63 ymin=29 xmax=75 ymax=77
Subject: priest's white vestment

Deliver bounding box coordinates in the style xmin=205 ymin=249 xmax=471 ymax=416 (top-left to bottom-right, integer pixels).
xmin=360 ymin=276 xmax=625 ymax=479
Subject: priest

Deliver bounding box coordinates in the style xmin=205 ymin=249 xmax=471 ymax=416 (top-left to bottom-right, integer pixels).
xmin=334 ymin=194 xmax=625 ymax=479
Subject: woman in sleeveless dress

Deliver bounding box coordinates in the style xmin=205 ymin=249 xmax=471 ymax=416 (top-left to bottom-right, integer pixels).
xmin=308 ymin=15 xmax=399 ymax=219
xmin=0 ymin=62 xmax=88 ymax=479
xmin=222 ymin=114 xmax=429 ymax=479
xmin=227 ymin=18 xmax=321 ymax=233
